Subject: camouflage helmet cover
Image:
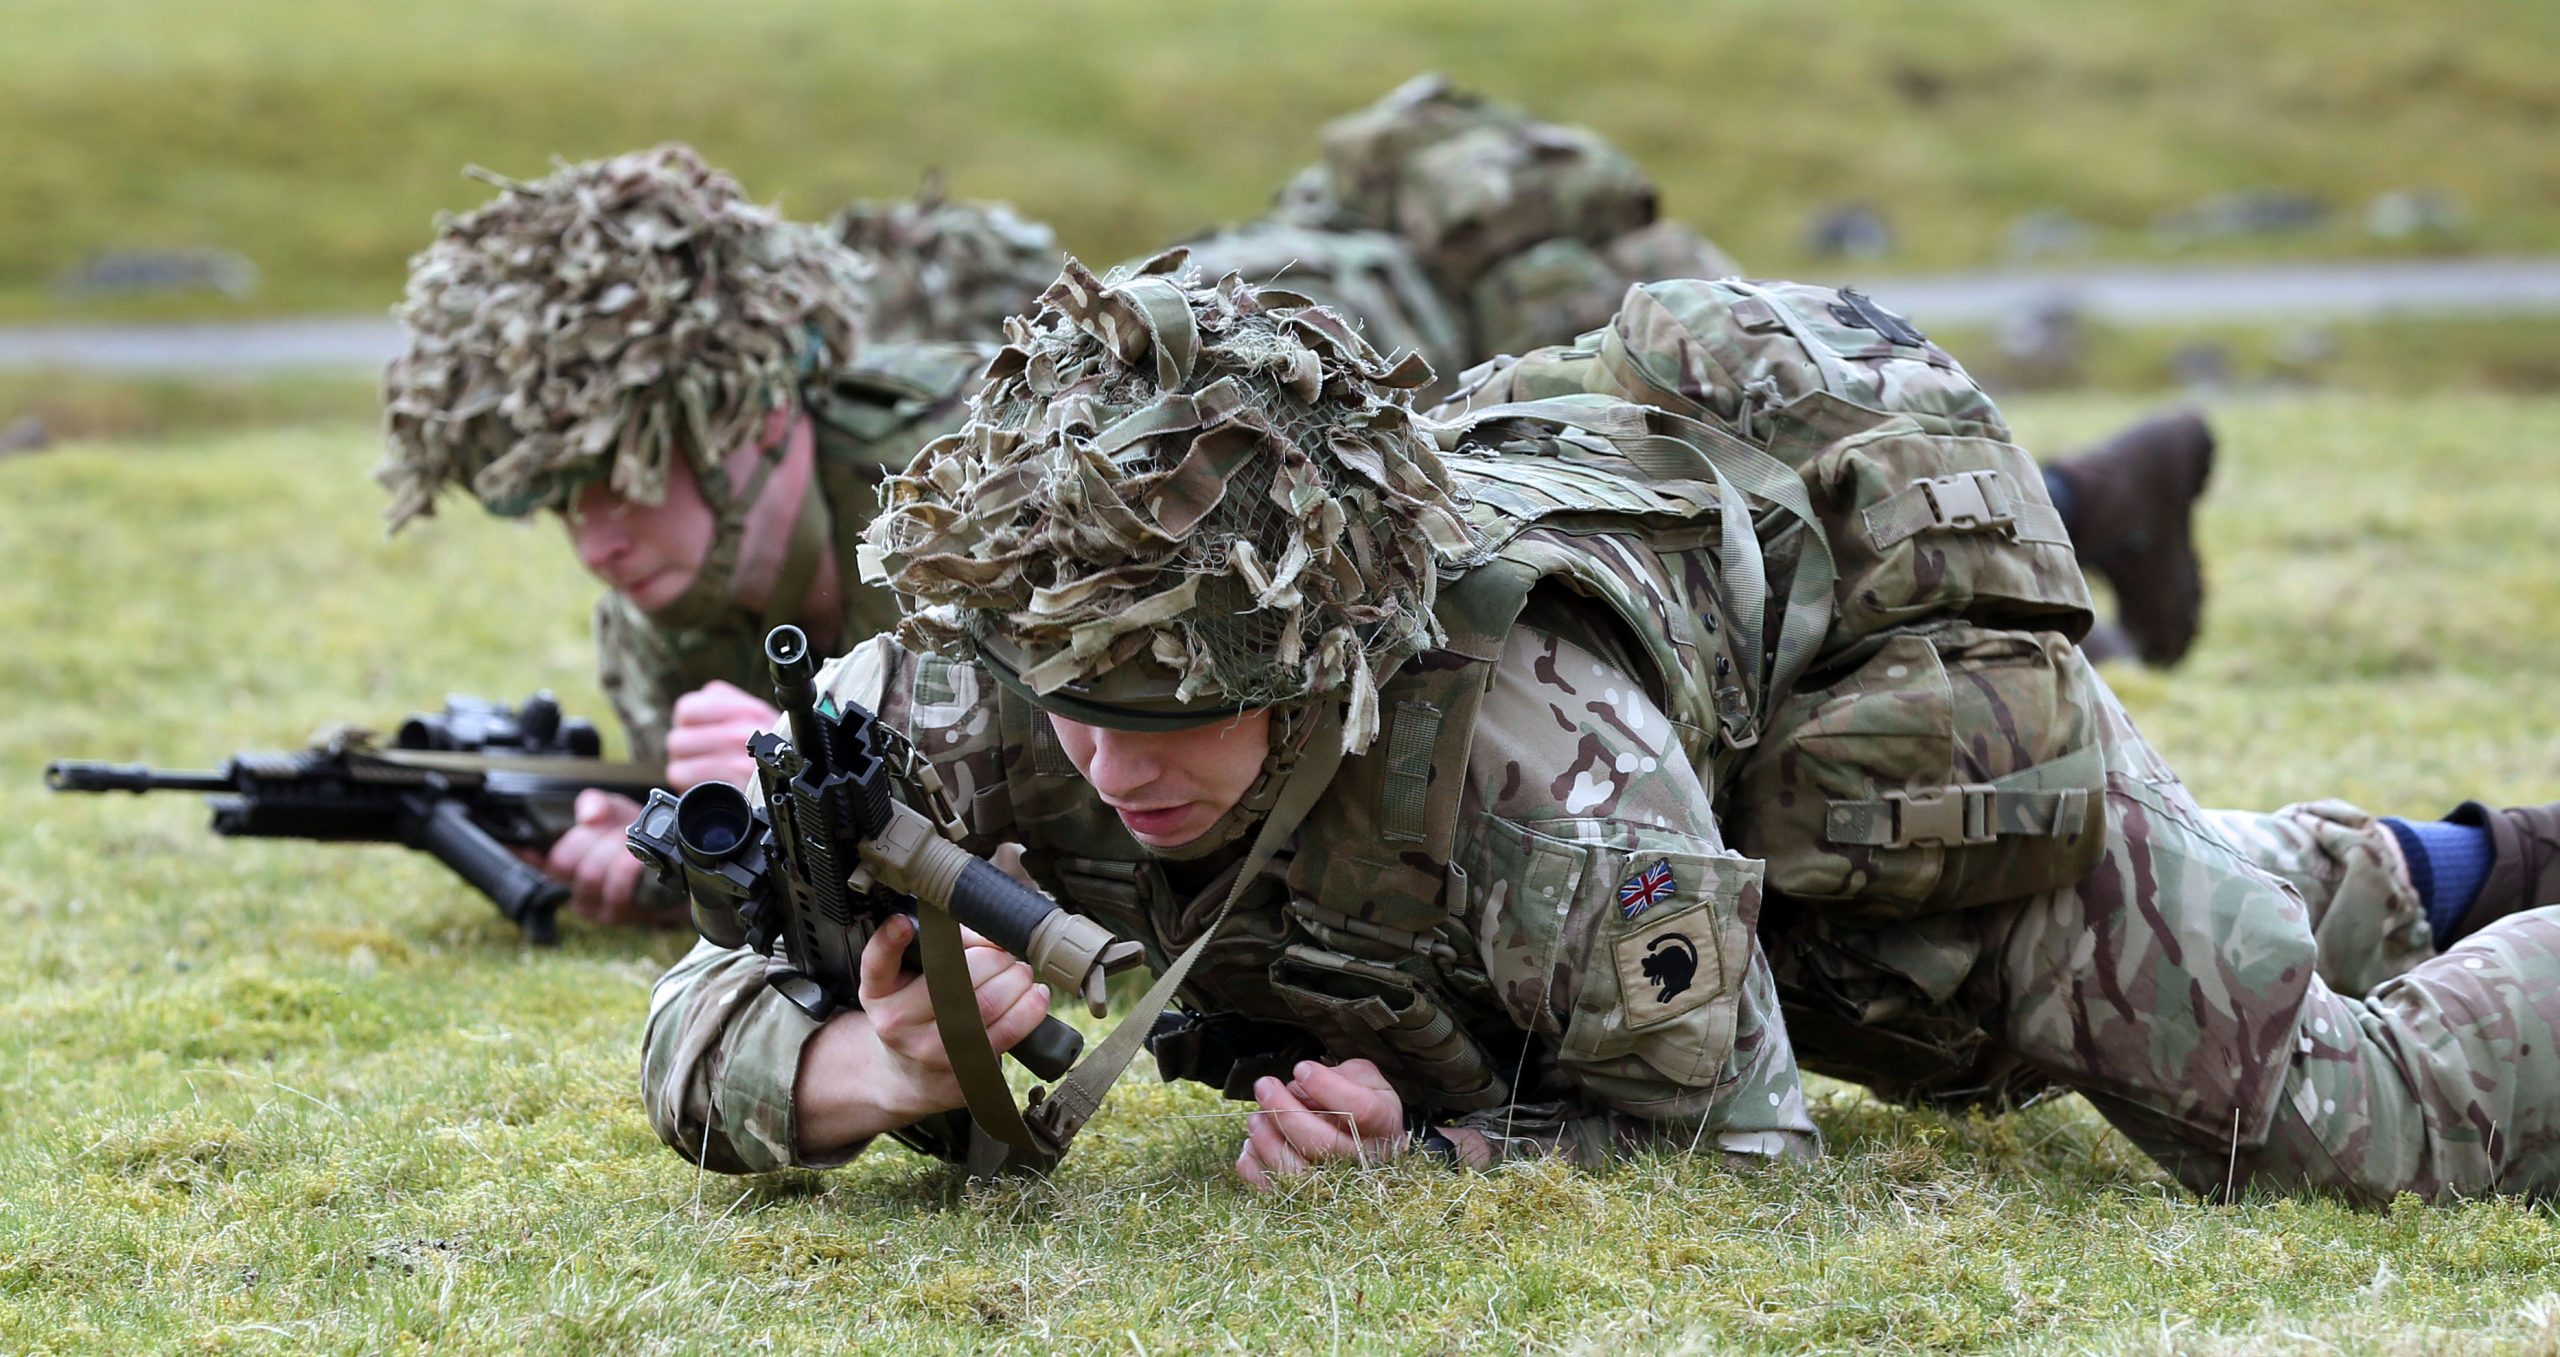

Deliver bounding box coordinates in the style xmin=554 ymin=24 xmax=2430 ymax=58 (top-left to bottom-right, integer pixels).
xmin=831 ymin=173 xmax=1062 ymax=346
xmin=862 ymin=253 xmax=1480 ymax=752
xmin=1270 ymin=73 xmax=1660 ymax=293
xmin=378 ymin=143 xmax=869 ymax=530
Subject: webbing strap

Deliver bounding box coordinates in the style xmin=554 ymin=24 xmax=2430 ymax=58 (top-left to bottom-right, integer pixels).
xmin=1643 ymin=405 xmax=1838 ymax=707
xmin=1025 ymin=706 xmax=1350 ymax=1154
xmin=1864 ymin=470 xmax=2069 ymax=551
xmin=1437 ymin=395 xmax=1838 ymax=716
xmin=1825 ymin=744 xmax=2104 ymax=848
xmin=915 ymin=896 xmax=1050 ymax=1158
xmin=639 ymin=432 xmax=792 ymax=632
xmin=758 ymin=473 xmax=835 ymax=640
xmin=1380 ymin=702 xmax=1441 ymax=843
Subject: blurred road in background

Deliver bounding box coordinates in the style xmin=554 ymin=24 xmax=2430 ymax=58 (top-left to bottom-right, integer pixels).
xmin=8 ymin=256 xmax=2560 ymax=373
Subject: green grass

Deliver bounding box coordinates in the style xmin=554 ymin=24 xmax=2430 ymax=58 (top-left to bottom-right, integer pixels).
xmin=5 ymin=0 xmax=2559 ymax=321
xmin=3 ymin=395 xmax=2559 ymax=1351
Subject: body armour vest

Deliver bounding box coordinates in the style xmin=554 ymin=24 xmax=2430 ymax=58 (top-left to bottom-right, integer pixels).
xmin=882 ymin=407 xmax=1767 ymax=1117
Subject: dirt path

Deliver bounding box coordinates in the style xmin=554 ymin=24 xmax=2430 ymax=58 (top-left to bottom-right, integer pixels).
xmin=8 ymin=257 xmax=2560 ymax=373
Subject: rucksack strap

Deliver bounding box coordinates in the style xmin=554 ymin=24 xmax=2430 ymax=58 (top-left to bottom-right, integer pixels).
xmin=1434 ymin=394 xmax=1838 ymax=725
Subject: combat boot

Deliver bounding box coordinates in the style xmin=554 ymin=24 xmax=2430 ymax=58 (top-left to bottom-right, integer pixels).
xmin=2046 ymin=409 xmax=2216 ymax=667
xmin=2438 ymin=800 xmax=2560 ymax=944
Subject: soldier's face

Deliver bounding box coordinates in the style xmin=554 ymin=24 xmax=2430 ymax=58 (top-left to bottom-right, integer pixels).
xmin=562 ymin=413 xmax=811 ymax=614
xmin=563 ymin=457 xmax=720 ymax=612
xmin=1049 ymin=710 xmax=1273 ymax=849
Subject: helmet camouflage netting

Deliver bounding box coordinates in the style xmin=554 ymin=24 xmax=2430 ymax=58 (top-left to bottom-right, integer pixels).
xmin=831 ymin=174 xmax=1061 ymax=345
xmin=377 ymin=143 xmax=870 ymax=530
xmin=862 ymin=252 xmax=1481 ymax=753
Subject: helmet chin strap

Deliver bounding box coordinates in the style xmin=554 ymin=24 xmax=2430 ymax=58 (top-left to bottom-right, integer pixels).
xmin=638 ymin=430 xmax=832 ymax=638
xmin=1137 ymin=701 xmax=1317 ymax=863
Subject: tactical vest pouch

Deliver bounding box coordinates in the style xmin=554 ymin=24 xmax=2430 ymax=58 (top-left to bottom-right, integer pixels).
xmin=1735 ymin=623 xmax=2107 ymax=917
xmin=1264 ymin=944 xmax=1506 ymax=1112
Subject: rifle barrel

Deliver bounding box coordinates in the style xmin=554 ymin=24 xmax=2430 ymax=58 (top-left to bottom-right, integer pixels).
xmin=44 ymin=761 xmax=233 ymax=794
xmin=765 ymin=625 xmax=823 ymax=764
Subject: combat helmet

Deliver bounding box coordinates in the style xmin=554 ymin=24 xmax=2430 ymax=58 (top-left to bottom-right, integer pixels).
xmin=1272 ymin=74 xmax=1739 ymax=359
xmin=862 ymin=252 xmax=1481 ymax=779
xmin=831 ymin=173 xmax=1062 ymax=345
xmin=378 ymin=143 xmax=869 ymax=627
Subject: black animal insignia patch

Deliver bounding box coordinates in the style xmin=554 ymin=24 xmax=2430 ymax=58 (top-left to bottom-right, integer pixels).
xmin=1612 ymin=908 xmax=1720 ymax=1030
xmin=1827 ymin=288 xmax=1930 ymax=347
xmin=1640 ymin=933 xmax=1698 ymax=1004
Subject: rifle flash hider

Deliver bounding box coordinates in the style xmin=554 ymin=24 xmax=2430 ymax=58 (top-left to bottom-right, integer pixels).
xmin=858 ymin=800 xmax=1144 ymax=1016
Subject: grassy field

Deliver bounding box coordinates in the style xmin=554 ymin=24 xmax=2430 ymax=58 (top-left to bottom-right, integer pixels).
xmin=5 ymin=0 xmax=2559 ymax=321
xmin=1 ymin=393 xmax=2557 ymax=1353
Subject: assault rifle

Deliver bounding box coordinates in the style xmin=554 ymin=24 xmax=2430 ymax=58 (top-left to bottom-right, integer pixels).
xmin=624 ymin=625 xmax=1142 ymax=1088
xmin=45 ymin=693 xmax=659 ymax=944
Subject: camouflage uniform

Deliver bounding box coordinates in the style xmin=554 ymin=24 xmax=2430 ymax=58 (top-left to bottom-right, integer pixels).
xmin=1441 ymin=276 xmax=2560 ymax=1203
xmin=645 ymin=621 xmax=1814 ymax=1172
xmin=1762 ymin=684 xmax=2560 ymax=1202
xmin=646 ymin=255 xmax=2560 ymax=1203
xmin=375 ymin=145 xmax=995 ymax=764
xmin=644 ymin=257 xmax=1818 ymax=1173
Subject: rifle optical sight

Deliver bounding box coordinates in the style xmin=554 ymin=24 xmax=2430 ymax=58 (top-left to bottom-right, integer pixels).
xmin=674 ymin=782 xmax=755 ymax=862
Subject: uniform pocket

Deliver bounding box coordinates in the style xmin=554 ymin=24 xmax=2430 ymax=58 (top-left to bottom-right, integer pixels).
xmin=1263 ymin=945 xmax=1506 ymax=1111
xmin=1482 ymin=822 xmax=1761 ymax=1090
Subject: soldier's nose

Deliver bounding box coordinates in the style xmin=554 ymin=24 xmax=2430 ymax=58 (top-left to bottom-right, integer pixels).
xmin=1081 ymin=730 xmax=1166 ymax=799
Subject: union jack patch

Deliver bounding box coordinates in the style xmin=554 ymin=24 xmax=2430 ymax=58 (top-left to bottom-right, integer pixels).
xmin=1618 ymin=858 xmax=1677 ymax=920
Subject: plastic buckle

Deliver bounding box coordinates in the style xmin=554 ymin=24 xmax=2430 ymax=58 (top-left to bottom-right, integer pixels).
xmin=1884 ymin=785 xmax=1998 ymax=847
xmin=1921 ymin=472 xmax=2012 ymax=534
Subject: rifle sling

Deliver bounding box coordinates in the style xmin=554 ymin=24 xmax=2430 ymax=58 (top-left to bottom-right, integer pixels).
xmin=1024 ymin=704 xmax=1349 ymax=1158
xmin=914 ymin=898 xmax=1051 ymax=1158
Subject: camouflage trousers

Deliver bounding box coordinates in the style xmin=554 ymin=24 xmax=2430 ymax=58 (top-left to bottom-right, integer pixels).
xmin=1773 ymin=664 xmax=2560 ymax=1203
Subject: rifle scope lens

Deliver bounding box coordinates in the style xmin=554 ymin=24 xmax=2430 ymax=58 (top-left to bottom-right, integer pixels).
xmin=675 ymin=783 xmax=755 ymax=861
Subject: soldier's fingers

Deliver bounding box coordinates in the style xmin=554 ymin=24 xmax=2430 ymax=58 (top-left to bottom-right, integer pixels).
xmin=857 ymin=915 xmax=920 ymax=1007
xmin=963 ymin=939 xmax=1027 ymax=983
xmin=971 ymin=961 xmax=1039 ymax=1030
xmin=1293 ymin=1060 xmax=1404 ymax=1139
xmin=545 ymin=829 xmax=598 ymax=889
xmin=664 ymin=722 xmax=762 ymax=760
xmin=594 ymin=848 xmax=646 ymax=924
xmin=984 ymin=983 xmax=1054 ymax=1055
xmin=1254 ymin=1076 xmax=1355 ymax=1161
xmin=664 ymin=754 xmax=754 ymax=794
xmin=1245 ymin=1107 xmax=1311 ymax=1178
xmin=572 ymin=830 xmax=627 ymax=912
xmin=1234 ymin=1133 xmax=1273 ymax=1191
xmin=1320 ymin=1058 xmax=1396 ymax=1093
xmin=575 ymin=790 xmax=642 ymax=829
xmin=671 ymin=683 xmax=777 ymax=725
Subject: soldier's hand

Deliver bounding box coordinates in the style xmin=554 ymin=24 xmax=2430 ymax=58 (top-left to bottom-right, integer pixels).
xmin=1235 ymin=1058 xmax=1407 ymax=1190
xmin=853 ymin=914 xmax=1052 ymax=1118
xmin=540 ymin=789 xmax=651 ymax=925
xmin=665 ymin=680 xmax=782 ymax=791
